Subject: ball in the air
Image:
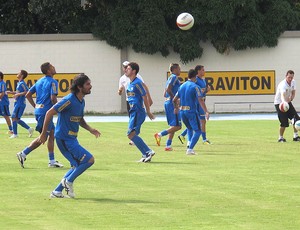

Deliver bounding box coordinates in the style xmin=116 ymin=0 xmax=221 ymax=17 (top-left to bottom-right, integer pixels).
xmin=176 ymin=13 xmax=194 ymax=30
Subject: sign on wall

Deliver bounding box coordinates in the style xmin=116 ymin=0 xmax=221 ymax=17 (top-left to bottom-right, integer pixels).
xmin=4 ymin=73 xmax=78 ymax=97
xmin=168 ymin=70 xmax=276 ymax=95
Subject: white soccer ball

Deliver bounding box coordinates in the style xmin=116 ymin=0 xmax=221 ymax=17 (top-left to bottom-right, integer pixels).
xmin=176 ymin=13 xmax=194 ymax=30
xmin=295 ymin=120 xmax=300 ymax=131
xmin=279 ymin=101 xmax=289 ymax=112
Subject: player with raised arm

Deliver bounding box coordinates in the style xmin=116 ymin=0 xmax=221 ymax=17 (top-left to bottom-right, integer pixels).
xmin=38 ymin=74 xmax=100 ymax=198
xmin=7 ymin=70 xmax=34 ymax=138
xmin=154 ymin=63 xmax=182 ymax=151
xmin=16 ymin=62 xmax=63 ymax=168
xmin=125 ymin=62 xmax=156 ymax=162
xmin=274 ymin=70 xmax=300 ymax=142
xmin=173 ymin=69 xmax=209 ymax=155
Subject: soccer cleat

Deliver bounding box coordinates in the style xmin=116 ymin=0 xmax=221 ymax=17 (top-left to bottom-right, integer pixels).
xmin=178 ymin=135 xmax=185 ymax=144
xmin=48 ymin=161 xmax=64 ymax=168
xmin=203 ymin=139 xmax=212 ymax=145
xmin=16 ymin=152 xmax=26 ymax=168
xmin=293 ymin=136 xmax=300 ymax=142
xmin=28 ymin=127 xmax=34 ymax=138
xmin=61 ymin=178 xmax=75 ymax=198
xmin=165 ymin=147 xmax=173 ymax=151
xmin=186 ymin=149 xmax=196 ymax=155
xmin=278 ymin=138 xmax=286 ymax=143
xmin=8 ymin=130 xmax=13 ymax=135
xmin=154 ymin=133 xmax=161 ymax=146
xmin=144 ymin=150 xmax=155 ymax=163
xmin=137 ymin=157 xmax=146 ymax=163
xmin=9 ymin=134 xmax=18 ymax=139
xmin=50 ymin=191 xmax=65 ymax=198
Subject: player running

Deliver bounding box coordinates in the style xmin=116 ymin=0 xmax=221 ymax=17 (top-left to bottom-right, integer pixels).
xmin=154 ymin=63 xmax=182 ymax=151
xmin=7 ymin=70 xmax=34 ymax=138
xmin=38 ymin=74 xmax=100 ymax=198
xmin=173 ymin=69 xmax=209 ymax=155
xmin=16 ymin=62 xmax=63 ymax=168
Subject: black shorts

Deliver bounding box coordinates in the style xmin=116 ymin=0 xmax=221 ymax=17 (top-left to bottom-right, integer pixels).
xmin=275 ymin=102 xmax=300 ymax=127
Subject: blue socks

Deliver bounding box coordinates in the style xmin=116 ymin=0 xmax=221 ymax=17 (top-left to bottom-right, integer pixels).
xmin=166 ymin=139 xmax=172 ymax=146
xmin=180 ymin=129 xmax=188 ymax=137
xmin=66 ymin=161 xmax=94 ymax=183
xmin=190 ymin=130 xmax=201 ymax=149
xmin=18 ymin=120 xmax=30 ymax=129
xmin=131 ymin=135 xmax=150 ymax=157
xmin=12 ymin=121 xmax=18 ymax=134
xmin=202 ymin=132 xmax=207 ymax=141
xmin=49 ymin=152 xmax=55 ymax=161
xmin=160 ymin=130 xmax=168 ymax=136
xmin=187 ymin=129 xmax=193 ymax=142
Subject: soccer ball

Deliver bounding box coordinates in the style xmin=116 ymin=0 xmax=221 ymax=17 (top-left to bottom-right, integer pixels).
xmin=295 ymin=120 xmax=300 ymax=131
xmin=176 ymin=13 xmax=194 ymax=30
xmin=279 ymin=101 xmax=289 ymax=112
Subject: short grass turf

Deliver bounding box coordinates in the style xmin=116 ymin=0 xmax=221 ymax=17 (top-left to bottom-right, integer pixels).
xmin=0 ymin=120 xmax=300 ymax=230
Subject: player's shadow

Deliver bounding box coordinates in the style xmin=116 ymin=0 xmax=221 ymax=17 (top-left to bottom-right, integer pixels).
xmin=77 ymin=198 xmax=157 ymax=204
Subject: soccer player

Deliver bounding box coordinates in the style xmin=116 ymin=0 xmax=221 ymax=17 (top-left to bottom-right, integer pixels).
xmin=118 ymin=61 xmax=153 ymax=112
xmin=16 ymin=62 xmax=63 ymax=168
xmin=274 ymin=70 xmax=300 ymax=142
xmin=7 ymin=70 xmax=34 ymax=138
xmin=154 ymin=63 xmax=182 ymax=151
xmin=0 ymin=71 xmax=13 ymax=134
xmin=118 ymin=61 xmax=153 ymax=145
xmin=38 ymin=74 xmax=100 ymax=198
xmin=178 ymin=65 xmax=211 ymax=145
xmin=125 ymin=62 xmax=156 ymax=162
xmin=173 ymin=69 xmax=209 ymax=155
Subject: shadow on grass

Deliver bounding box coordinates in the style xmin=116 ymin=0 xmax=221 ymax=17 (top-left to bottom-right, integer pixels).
xmin=77 ymin=197 xmax=157 ymax=204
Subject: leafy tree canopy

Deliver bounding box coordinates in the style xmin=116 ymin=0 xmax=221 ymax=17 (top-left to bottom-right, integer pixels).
xmin=0 ymin=0 xmax=299 ymax=63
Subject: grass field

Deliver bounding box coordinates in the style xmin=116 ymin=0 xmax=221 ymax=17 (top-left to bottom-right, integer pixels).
xmin=1 ymin=119 xmax=300 ymax=230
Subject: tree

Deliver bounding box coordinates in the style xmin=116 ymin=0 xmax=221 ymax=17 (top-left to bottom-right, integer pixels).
xmin=0 ymin=0 xmax=34 ymax=34
xmin=88 ymin=0 xmax=300 ymax=63
xmin=1 ymin=0 xmax=299 ymax=63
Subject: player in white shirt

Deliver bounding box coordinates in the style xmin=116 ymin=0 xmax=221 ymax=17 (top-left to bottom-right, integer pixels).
xmin=274 ymin=70 xmax=300 ymax=142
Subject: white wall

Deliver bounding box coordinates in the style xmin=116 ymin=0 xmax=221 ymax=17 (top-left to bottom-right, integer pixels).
xmin=1 ymin=32 xmax=300 ymax=114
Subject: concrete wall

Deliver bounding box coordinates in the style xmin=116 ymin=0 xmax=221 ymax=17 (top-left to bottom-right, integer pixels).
xmin=1 ymin=32 xmax=300 ymax=114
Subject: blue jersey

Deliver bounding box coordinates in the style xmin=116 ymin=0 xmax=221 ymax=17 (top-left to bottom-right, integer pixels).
xmin=127 ymin=77 xmax=146 ymax=112
xmin=53 ymin=93 xmax=84 ymax=140
xmin=29 ymin=76 xmax=58 ymax=115
xmin=0 ymin=80 xmax=9 ymax=106
xmin=165 ymin=74 xmax=181 ymax=99
xmin=176 ymin=80 xmax=202 ymax=113
xmin=196 ymin=76 xmax=207 ymax=97
xmin=15 ymin=80 xmax=29 ymax=106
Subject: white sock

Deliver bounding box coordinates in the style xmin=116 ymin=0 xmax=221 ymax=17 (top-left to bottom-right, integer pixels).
xmin=294 ymin=132 xmax=298 ymax=138
xmin=279 ymin=136 xmax=283 ymax=140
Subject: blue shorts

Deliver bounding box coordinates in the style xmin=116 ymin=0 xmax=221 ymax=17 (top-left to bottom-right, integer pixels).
xmin=127 ymin=109 xmax=146 ymax=135
xmin=180 ymin=111 xmax=201 ymax=131
xmin=11 ymin=104 xmax=26 ymax=119
xmin=35 ymin=114 xmax=54 ymax=133
xmin=198 ymin=106 xmax=206 ymax=120
xmin=0 ymin=105 xmax=11 ymax=116
xmin=56 ymin=138 xmax=93 ymax=167
xmin=164 ymin=101 xmax=181 ymax=127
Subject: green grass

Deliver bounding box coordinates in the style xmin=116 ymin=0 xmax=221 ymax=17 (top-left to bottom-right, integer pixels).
xmin=1 ymin=120 xmax=300 ymax=229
